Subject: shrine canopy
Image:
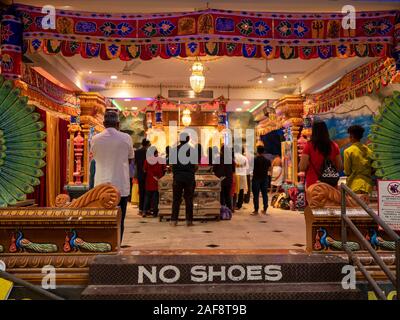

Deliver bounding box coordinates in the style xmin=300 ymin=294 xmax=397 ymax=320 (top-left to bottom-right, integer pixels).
xmin=1 ymin=4 xmax=399 ymax=79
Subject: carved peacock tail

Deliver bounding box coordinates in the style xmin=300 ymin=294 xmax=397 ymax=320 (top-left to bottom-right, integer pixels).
xmin=0 ymin=244 xmax=3 ymax=253
xmin=0 ymin=75 xmax=46 ymax=207
xmin=369 ymin=91 xmax=400 ymax=179
xmin=377 ymin=238 xmax=396 ymax=251
xmin=327 ymin=238 xmax=361 ymax=251
xmin=77 ymin=241 xmax=111 ymax=253
xmin=22 ymin=241 xmax=58 ymax=253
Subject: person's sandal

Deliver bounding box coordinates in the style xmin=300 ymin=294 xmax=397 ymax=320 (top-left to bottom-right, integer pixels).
xmin=251 ymin=211 xmax=259 ymax=215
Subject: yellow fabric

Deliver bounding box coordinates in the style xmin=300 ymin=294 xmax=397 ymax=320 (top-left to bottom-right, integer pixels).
xmin=0 ymin=278 xmax=13 ymax=300
xmin=131 ymin=178 xmax=139 ymax=204
xmin=344 ymin=142 xmax=373 ymax=194
xmin=46 ymin=114 xmax=61 ymax=207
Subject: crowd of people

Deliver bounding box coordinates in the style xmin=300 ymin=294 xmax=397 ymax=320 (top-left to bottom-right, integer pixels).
xmin=90 ymin=110 xmax=373 ymax=239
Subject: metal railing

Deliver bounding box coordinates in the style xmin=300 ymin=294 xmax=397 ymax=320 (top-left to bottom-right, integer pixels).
xmin=340 ymin=183 xmax=400 ymax=300
xmin=0 ymin=270 xmax=64 ymax=300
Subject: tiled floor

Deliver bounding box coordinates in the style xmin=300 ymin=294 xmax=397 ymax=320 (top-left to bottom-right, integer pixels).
xmin=121 ymin=200 xmax=307 ymax=254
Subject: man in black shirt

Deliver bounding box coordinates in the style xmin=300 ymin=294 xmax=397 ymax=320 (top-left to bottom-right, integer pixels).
xmin=213 ymin=145 xmax=234 ymax=211
xmin=170 ymin=133 xmax=198 ymax=226
xmin=134 ymin=138 xmax=150 ymax=215
xmin=252 ymin=145 xmax=271 ymax=215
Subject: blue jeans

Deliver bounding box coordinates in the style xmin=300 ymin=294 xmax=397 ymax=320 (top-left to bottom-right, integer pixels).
xmin=252 ymin=178 xmax=268 ymax=212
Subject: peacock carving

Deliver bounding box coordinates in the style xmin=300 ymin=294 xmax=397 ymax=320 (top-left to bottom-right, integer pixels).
xmin=314 ymin=227 xmax=361 ymax=251
xmin=370 ymin=91 xmax=400 ymax=179
xmin=365 ymin=228 xmax=395 ymax=251
xmin=0 ymin=75 xmax=46 ymax=207
xmin=9 ymin=231 xmax=58 ymax=253
xmin=63 ymin=230 xmax=111 ymax=253
xmin=306 ymin=183 xmax=360 ymax=208
xmin=0 ymin=244 xmax=3 ymax=253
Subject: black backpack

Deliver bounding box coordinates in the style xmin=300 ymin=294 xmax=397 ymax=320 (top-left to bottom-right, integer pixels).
xmin=318 ymin=157 xmax=340 ymax=187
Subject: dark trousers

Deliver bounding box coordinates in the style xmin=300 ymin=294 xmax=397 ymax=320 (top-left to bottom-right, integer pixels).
xmin=119 ymin=196 xmax=129 ymax=242
xmin=236 ymin=189 xmax=244 ymax=209
xmin=144 ymin=190 xmax=159 ymax=216
xmin=138 ymin=175 xmax=146 ymax=211
xmin=128 ymin=178 xmax=133 ymax=202
xmin=244 ymin=175 xmax=251 ymax=203
xmin=252 ymin=178 xmax=268 ymax=212
xmin=220 ymin=180 xmax=232 ymax=210
xmin=171 ymin=178 xmax=195 ymax=222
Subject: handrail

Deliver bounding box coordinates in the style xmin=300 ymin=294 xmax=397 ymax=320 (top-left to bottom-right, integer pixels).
xmin=0 ymin=270 xmax=64 ymax=300
xmin=340 ymin=183 xmax=400 ymax=300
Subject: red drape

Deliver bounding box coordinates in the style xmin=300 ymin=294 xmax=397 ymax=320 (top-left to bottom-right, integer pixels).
xmin=58 ymin=118 xmax=69 ymax=194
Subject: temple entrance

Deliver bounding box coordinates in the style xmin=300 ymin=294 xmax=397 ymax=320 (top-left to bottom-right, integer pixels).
xmin=1 ymin=1 xmax=399 ymax=301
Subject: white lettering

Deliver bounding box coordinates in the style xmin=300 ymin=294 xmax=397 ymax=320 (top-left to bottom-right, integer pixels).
xmin=208 ymin=266 xmax=226 ymax=282
xmin=159 ymin=265 xmax=180 ymax=283
xmin=191 ymin=265 xmax=207 ymax=282
xmin=247 ymin=265 xmax=262 ymax=281
xmin=264 ymin=265 xmax=283 ymax=281
xmin=41 ymin=265 xmax=56 ymax=289
xmin=138 ymin=265 xmax=157 ymax=284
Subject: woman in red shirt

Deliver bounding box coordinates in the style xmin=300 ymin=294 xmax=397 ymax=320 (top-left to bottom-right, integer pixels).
xmin=299 ymin=121 xmax=343 ymax=189
xmin=143 ymin=147 xmax=166 ymax=217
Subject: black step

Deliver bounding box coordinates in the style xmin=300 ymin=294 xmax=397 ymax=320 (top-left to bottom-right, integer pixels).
xmin=89 ymin=254 xmax=349 ymax=285
xmin=81 ymin=282 xmax=362 ymax=300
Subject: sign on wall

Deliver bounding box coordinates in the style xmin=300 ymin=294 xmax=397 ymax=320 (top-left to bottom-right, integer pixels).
xmin=378 ymin=180 xmax=400 ymax=231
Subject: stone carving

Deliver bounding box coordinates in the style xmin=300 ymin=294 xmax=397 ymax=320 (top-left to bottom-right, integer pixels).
xmin=55 ymin=183 xmax=121 ymax=209
xmin=306 ymin=183 xmax=360 ymax=208
xmin=2 ymin=255 xmax=92 ymax=269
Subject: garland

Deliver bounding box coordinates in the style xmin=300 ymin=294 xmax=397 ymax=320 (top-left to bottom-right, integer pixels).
xmin=305 ymin=57 xmax=397 ymax=114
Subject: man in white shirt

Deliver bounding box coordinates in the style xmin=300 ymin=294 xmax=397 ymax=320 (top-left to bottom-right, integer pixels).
xmin=234 ymin=147 xmax=249 ymax=210
xmin=91 ymin=110 xmax=134 ymax=241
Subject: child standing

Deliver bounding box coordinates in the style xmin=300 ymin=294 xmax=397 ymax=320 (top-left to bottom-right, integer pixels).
xmin=143 ymin=147 xmax=165 ymax=218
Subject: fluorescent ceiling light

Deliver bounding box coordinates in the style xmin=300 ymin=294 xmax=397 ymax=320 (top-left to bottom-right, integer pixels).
xmin=236 ymin=108 xmax=242 ymax=111
xmin=243 ymin=101 xmax=250 ymax=105
xmin=124 ymin=98 xmax=131 ymax=101
xmin=267 ymin=76 xmax=274 ymax=82
xmin=110 ymin=75 xmax=118 ymax=79
xmin=131 ymin=107 xmax=138 ymax=110
xmin=249 ymin=100 xmax=266 ymax=113
xmin=258 ymin=80 xmax=263 ymax=84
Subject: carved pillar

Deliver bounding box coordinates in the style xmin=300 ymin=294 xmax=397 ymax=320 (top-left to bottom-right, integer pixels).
xmin=67 ymin=123 xmax=81 ymax=185
xmin=78 ymin=92 xmax=106 ymax=133
xmin=81 ymin=124 xmax=91 ymax=186
xmin=275 ymin=95 xmax=305 ymax=185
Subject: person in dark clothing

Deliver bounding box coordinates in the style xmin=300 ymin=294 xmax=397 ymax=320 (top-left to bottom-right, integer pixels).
xmin=213 ymin=145 xmax=235 ymax=211
xmin=252 ymin=145 xmax=271 ymax=215
xmin=170 ymin=133 xmax=198 ymax=226
xmin=134 ymin=138 xmax=150 ymax=215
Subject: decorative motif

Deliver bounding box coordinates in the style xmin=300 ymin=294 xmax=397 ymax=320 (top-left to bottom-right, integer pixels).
xmin=0 ymin=244 xmax=3 ymax=253
xmin=254 ymin=21 xmax=270 ymax=36
xmin=370 ymin=91 xmax=400 ymax=180
xmin=20 ymin=12 xmax=33 ymax=31
xmin=75 ymin=21 xmax=97 ymax=33
xmin=0 ymin=75 xmax=47 ymax=207
xmin=366 ymin=228 xmax=396 ymax=251
xmin=1 ymin=24 xmax=14 ymax=42
xmin=293 ymin=21 xmax=308 ymax=38
xmin=99 ymin=22 xmax=116 ymax=36
xmin=178 ymin=17 xmax=196 ymax=35
xmin=276 ymin=20 xmax=291 ymax=37
xmin=314 ymin=227 xmax=360 ymax=251
xmin=56 ymin=16 xmax=74 ymax=34
xmin=63 ymin=230 xmax=111 ymax=253
xmin=215 ymin=17 xmax=235 ymax=32
xmin=158 ymin=20 xmax=175 ymax=36
xmin=198 ymin=14 xmax=213 ymax=34
xmin=1 ymin=255 xmax=93 ymax=269
xmin=116 ymin=22 xmax=133 ymax=37
xmin=9 ymin=231 xmax=58 ymax=253
xmin=237 ymin=19 xmax=253 ymax=36
xmin=55 ymin=183 xmax=121 ymax=209
xmin=306 ymin=183 xmax=360 ymax=209
xmin=142 ymin=22 xmax=157 ymax=37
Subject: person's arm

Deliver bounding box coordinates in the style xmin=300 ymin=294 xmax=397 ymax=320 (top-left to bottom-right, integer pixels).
xmin=333 ymin=143 xmax=343 ymax=172
xmin=299 ymin=142 xmax=311 ymax=172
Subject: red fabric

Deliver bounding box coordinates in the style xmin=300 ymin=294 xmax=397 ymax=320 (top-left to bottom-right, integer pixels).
xmin=143 ymin=158 xmax=165 ymax=191
xmin=27 ymin=107 xmax=47 ymax=206
xmin=302 ymin=141 xmax=340 ymax=188
xmin=58 ymin=118 xmax=69 ymax=194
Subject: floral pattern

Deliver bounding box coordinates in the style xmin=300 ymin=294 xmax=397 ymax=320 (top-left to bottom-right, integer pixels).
xmin=21 ymin=12 xmax=33 ymax=31
xmin=187 ymin=42 xmax=198 ymax=54
xmin=1 ymin=24 xmax=14 ymax=42
xmin=142 ymin=22 xmax=157 ymax=37
xmin=158 ymin=20 xmax=175 ymax=36
xmin=276 ymin=21 xmax=291 ymax=37
xmin=254 ymin=21 xmax=270 ymax=36
xmin=337 ymin=44 xmax=348 ymax=55
xmin=293 ymin=21 xmax=308 ymax=38
xmin=99 ymin=22 xmax=115 ymax=36
xmin=116 ymin=22 xmax=133 ymax=37
xmin=237 ymin=19 xmax=253 ymax=36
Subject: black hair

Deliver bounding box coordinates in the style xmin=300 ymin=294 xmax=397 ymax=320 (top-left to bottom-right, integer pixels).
xmin=310 ymin=120 xmax=332 ymax=157
xmin=256 ymin=145 xmax=264 ymax=154
xmin=142 ymin=138 xmax=150 ymax=147
xmin=348 ymin=125 xmax=365 ymax=141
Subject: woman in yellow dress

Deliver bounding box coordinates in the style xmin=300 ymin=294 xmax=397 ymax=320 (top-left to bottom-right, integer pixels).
xmin=344 ymin=125 xmax=374 ymax=194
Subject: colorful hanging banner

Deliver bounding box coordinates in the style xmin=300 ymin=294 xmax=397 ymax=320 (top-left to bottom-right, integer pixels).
xmin=16 ymin=65 xmax=80 ymax=116
xmin=7 ymin=5 xmax=400 ymax=66
xmin=305 ymin=57 xmax=397 ymax=114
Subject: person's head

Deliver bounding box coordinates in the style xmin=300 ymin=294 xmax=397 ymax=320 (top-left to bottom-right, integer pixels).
xmin=103 ymin=110 xmax=120 ymax=129
xmin=310 ymin=120 xmax=332 ymax=157
xmin=348 ymin=125 xmax=365 ymax=143
xmin=141 ymin=138 xmax=150 ymax=148
xmin=179 ymin=132 xmax=190 ymax=144
xmin=256 ymin=145 xmax=264 ymax=155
